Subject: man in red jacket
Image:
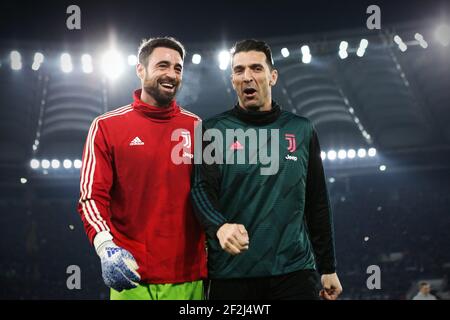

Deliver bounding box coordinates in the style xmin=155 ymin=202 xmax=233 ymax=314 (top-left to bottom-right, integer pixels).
xmin=77 ymin=37 xmax=207 ymax=300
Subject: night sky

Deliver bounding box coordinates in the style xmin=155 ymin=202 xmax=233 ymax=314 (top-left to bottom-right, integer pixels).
xmin=0 ymin=0 xmax=448 ymax=46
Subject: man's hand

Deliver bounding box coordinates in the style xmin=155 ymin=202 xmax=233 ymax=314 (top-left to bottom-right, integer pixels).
xmin=320 ymin=273 xmax=343 ymax=300
xmin=216 ymin=223 xmax=249 ymax=255
xmin=96 ymin=240 xmax=141 ymax=292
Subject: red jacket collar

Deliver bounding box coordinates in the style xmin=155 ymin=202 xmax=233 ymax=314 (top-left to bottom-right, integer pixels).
xmin=132 ymin=89 xmax=179 ymax=120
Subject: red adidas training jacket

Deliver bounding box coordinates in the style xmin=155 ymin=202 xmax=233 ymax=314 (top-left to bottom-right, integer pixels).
xmin=77 ymin=89 xmax=207 ymax=284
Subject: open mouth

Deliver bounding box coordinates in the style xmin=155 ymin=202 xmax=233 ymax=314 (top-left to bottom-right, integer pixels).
xmin=159 ymin=82 xmax=175 ymax=91
xmin=243 ymin=87 xmax=257 ymax=97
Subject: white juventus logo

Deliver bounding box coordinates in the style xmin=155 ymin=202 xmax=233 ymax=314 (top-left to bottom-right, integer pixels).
xmin=181 ymin=131 xmax=191 ymax=148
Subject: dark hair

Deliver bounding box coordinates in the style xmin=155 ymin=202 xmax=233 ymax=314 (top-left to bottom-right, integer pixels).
xmin=231 ymin=39 xmax=274 ymax=70
xmin=138 ymin=37 xmax=185 ymax=67
xmin=419 ymin=282 xmax=430 ymax=288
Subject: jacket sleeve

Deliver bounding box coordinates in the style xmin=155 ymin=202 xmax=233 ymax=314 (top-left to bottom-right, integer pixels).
xmin=77 ymin=118 xmax=113 ymax=245
xmin=304 ymin=128 xmax=337 ymax=275
xmin=190 ymin=125 xmax=228 ymax=238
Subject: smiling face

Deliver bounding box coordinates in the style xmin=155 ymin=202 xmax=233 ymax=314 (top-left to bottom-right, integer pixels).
xmin=231 ymin=50 xmax=278 ymax=112
xmin=137 ymin=47 xmax=183 ymax=107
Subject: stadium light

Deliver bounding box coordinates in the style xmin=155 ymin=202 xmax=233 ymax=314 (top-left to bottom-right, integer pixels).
xmin=368 ymin=148 xmax=377 ymax=157
xmin=63 ymin=159 xmax=73 ymax=169
xmin=393 ymin=35 xmax=408 ymax=52
xmin=356 ymin=47 xmax=365 ymax=57
xmin=127 ymin=54 xmax=138 ymax=66
xmin=339 ymin=41 xmax=348 ymax=51
xmin=339 ymin=50 xmax=348 ymax=59
xmin=81 ymin=54 xmax=93 ymax=73
xmin=20 ymin=178 xmax=27 ymax=184
xmin=192 ymin=54 xmax=201 ymax=65
xmin=357 ymin=148 xmax=367 ymax=158
xmin=281 ymin=48 xmax=290 ymax=58
xmin=379 ymin=165 xmax=386 ymax=171
xmin=74 ymin=159 xmax=82 ymax=169
xmin=301 ymin=45 xmax=311 ymax=64
xmin=414 ymin=33 xmax=428 ymax=49
xmin=61 ymin=53 xmax=73 ymax=73
xmin=347 ymin=149 xmax=356 ymax=159
xmin=41 ymin=159 xmax=50 ymax=169
xmin=218 ymin=50 xmax=230 ymax=70
xmin=393 ymin=35 xmax=402 ymax=44
xmin=101 ymin=50 xmax=124 ymax=79
xmin=30 ymin=159 xmax=40 ymax=169
xmin=338 ymin=149 xmax=347 ymax=160
xmin=320 ymin=151 xmax=326 ymax=160
xmin=327 ymin=150 xmax=337 ymax=161
xmin=359 ymin=39 xmax=369 ymax=50
xmin=10 ymin=51 xmax=22 ymax=70
xmin=32 ymin=52 xmax=44 ymax=71
xmin=51 ymin=159 xmax=60 ymax=169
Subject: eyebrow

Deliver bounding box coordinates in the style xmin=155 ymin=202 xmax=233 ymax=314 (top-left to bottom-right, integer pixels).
xmin=233 ymin=63 xmax=264 ymax=70
xmin=155 ymin=60 xmax=183 ymax=69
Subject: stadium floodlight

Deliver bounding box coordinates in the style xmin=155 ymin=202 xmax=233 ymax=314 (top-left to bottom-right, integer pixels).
xmin=435 ymin=24 xmax=450 ymax=47
xmin=30 ymin=159 xmax=40 ymax=169
xmin=368 ymin=148 xmax=377 ymax=157
xmin=379 ymin=165 xmax=386 ymax=171
xmin=327 ymin=150 xmax=337 ymax=161
xmin=393 ymin=35 xmax=402 ymax=44
xmin=20 ymin=178 xmax=27 ymax=184
xmin=218 ymin=50 xmax=230 ymax=70
xmin=302 ymin=54 xmax=312 ymax=64
xmin=10 ymin=51 xmax=22 ymax=70
xmin=192 ymin=54 xmax=201 ymax=65
xmin=347 ymin=149 xmax=356 ymax=159
xmin=339 ymin=41 xmax=349 ymax=51
xmin=81 ymin=54 xmax=93 ymax=73
xmin=32 ymin=52 xmax=44 ymax=71
xmin=63 ymin=159 xmax=73 ymax=169
xmin=41 ymin=159 xmax=50 ymax=169
xmin=301 ymin=45 xmax=310 ymax=55
xmin=74 ymin=159 xmax=82 ymax=169
xmin=320 ymin=151 xmax=326 ymax=160
xmin=51 ymin=159 xmax=60 ymax=169
xmin=281 ymin=48 xmax=290 ymax=58
xmin=34 ymin=52 xmax=44 ymax=64
xmin=301 ymin=45 xmax=311 ymax=64
xmin=359 ymin=39 xmax=369 ymax=50
xmin=348 ymin=107 xmax=354 ymax=114
xmin=356 ymin=47 xmax=365 ymax=57
xmin=329 ymin=177 xmax=335 ymax=183
xmin=338 ymin=149 xmax=347 ymax=160
xmin=357 ymin=148 xmax=367 ymax=158
xmin=414 ymin=33 xmax=428 ymax=48
xmin=398 ymin=43 xmax=407 ymax=52
xmin=127 ymin=54 xmax=138 ymax=66
xmin=61 ymin=53 xmax=73 ymax=73
xmin=101 ymin=50 xmax=124 ymax=79
xmin=339 ymin=50 xmax=348 ymax=59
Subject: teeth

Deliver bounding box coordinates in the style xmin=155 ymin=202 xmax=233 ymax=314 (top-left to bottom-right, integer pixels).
xmin=160 ymin=83 xmax=174 ymax=89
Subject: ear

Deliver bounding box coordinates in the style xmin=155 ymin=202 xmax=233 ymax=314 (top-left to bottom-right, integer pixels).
xmin=136 ymin=63 xmax=145 ymax=80
xmin=269 ymin=69 xmax=278 ymax=86
xmin=230 ymin=73 xmax=237 ymax=91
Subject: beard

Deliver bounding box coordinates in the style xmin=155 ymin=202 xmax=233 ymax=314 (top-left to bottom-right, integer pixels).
xmin=143 ymin=76 xmax=180 ymax=107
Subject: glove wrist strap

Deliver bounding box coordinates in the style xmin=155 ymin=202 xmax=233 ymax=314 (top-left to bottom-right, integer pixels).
xmin=93 ymin=231 xmax=114 ymax=256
